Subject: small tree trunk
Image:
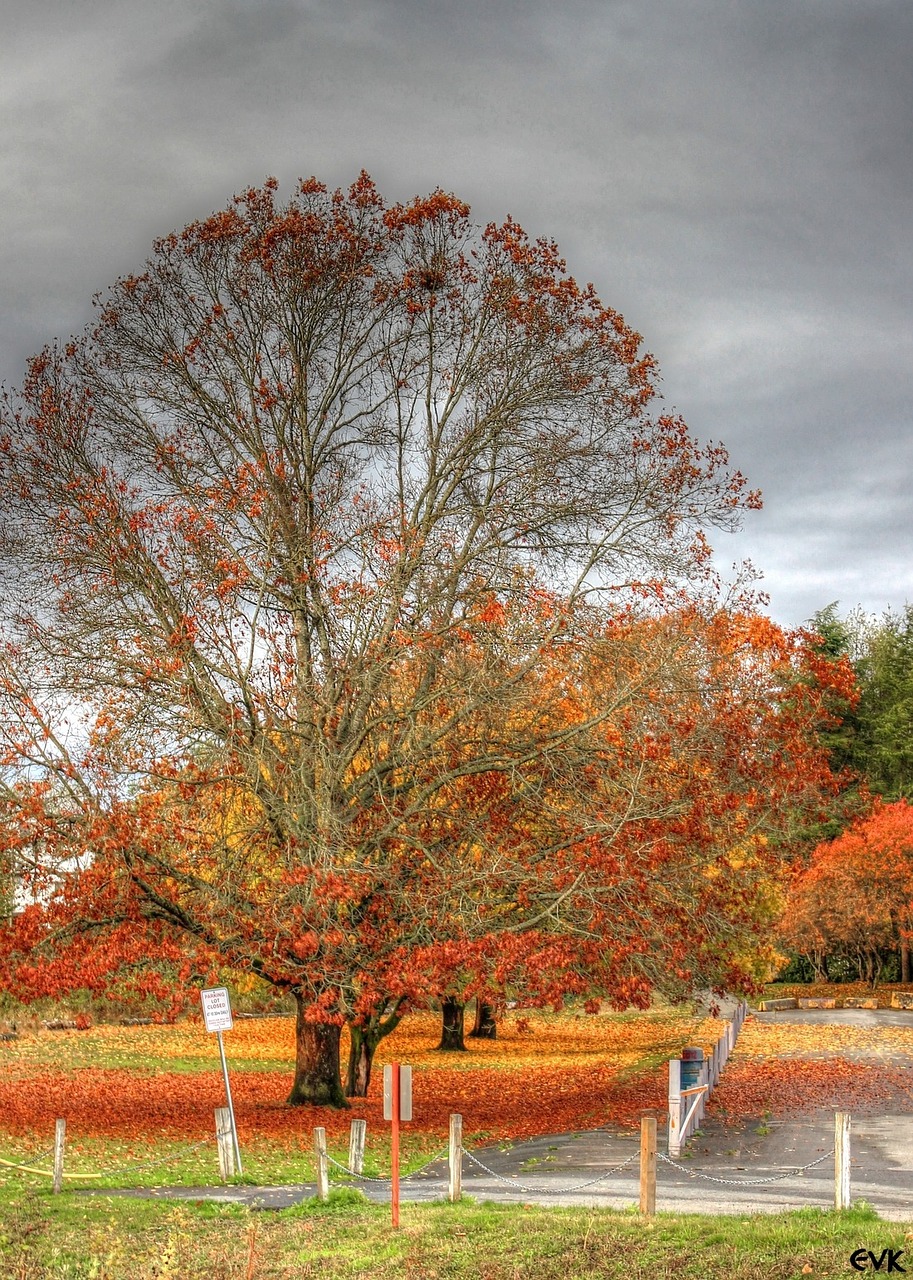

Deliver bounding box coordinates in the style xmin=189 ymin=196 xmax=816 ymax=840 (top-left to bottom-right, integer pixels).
xmin=343 ymin=998 xmax=404 ymax=1100
xmin=287 ymin=991 xmax=348 ymax=1108
xmin=468 ymin=1000 xmax=497 ymax=1039
xmin=346 ymin=1024 xmax=377 ymax=1098
xmin=437 ymin=997 xmax=467 ymax=1051
xmin=344 ymin=998 xmax=405 ymax=1098
xmin=902 ymin=942 xmax=911 ymax=984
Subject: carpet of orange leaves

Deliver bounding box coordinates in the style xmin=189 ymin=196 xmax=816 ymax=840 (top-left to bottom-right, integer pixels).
xmin=764 ymin=981 xmax=913 ymax=1004
xmin=0 ymin=1009 xmax=716 ymax=1146
xmin=2 ymin=1004 xmax=912 ymax=1150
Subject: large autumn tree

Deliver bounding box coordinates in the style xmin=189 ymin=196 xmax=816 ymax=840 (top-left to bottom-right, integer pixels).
xmin=0 ymin=174 xmax=762 ymax=1105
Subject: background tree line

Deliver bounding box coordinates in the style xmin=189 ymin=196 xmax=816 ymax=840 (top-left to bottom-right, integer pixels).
xmin=779 ymin=604 xmax=913 ymax=984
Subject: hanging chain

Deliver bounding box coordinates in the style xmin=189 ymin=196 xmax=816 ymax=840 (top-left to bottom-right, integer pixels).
xmin=460 ymin=1146 xmax=640 ymax=1194
xmin=325 ymin=1147 xmax=450 ymax=1184
xmin=66 ymin=1136 xmax=214 ymax=1178
xmin=0 ymin=1144 xmax=56 ymax=1173
xmin=657 ymin=1148 xmax=835 ymax=1186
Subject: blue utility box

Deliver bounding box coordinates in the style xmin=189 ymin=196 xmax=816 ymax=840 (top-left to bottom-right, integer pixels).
xmin=680 ymin=1046 xmax=705 ymax=1091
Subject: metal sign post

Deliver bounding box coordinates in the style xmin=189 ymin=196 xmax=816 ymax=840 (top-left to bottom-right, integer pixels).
xmin=383 ymin=1063 xmax=412 ymax=1229
xmin=200 ymin=987 xmax=242 ymax=1173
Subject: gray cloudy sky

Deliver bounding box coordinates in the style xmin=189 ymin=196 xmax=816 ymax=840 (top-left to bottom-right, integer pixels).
xmin=2 ymin=0 xmax=910 ymax=626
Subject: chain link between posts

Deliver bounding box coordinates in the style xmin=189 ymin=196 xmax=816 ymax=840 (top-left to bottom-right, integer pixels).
xmin=460 ymin=1146 xmax=640 ymax=1195
xmin=325 ymin=1147 xmax=450 ymax=1184
xmin=0 ymin=1144 xmax=56 ymax=1174
xmin=657 ymin=1148 xmax=836 ymax=1186
xmin=326 ymin=1134 xmax=834 ymax=1197
xmin=64 ymin=1136 xmax=214 ymax=1179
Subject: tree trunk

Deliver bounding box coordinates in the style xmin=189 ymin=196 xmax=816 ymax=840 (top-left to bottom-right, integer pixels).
xmin=436 ymin=997 xmax=467 ymax=1051
xmin=468 ymin=999 xmax=497 ymax=1039
xmin=346 ymin=1024 xmax=377 ymax=1098
xmin=903 ymin=942 xmax=910 ymax=984
xmin=287 ymin=991 xmax=348 ymax=1108
xmin=344 ymin=1000 xmax=405 ymax=1098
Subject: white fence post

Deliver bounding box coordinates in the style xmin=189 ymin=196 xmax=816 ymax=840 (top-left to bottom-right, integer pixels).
xmin=667 ymin=1001 xmax=746 ymax=1159
xmin=52 ymin=1119 xmax=65 ymax=1194
xmin=835 ymin=1112 xmax=851 ymax=1210
xmin=448 ymin=1113 xmax=463 ymax=1203
xmin=348 ymin=1119 xmax=366 ymax=1175
xmin=668 ymin=1059 xmax=683 ymax=1157
xmin=215 ymin=1107 xmax=236 ymax=1180
xmin=697 ymin=1060 xmax=708 ymax=1125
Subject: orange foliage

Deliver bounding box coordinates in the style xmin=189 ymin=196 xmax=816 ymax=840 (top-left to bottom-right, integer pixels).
xmin=781 ymin=801 xmax=913 ymax=971
xmin=0 ymin=171 xmax=852 ymax=1107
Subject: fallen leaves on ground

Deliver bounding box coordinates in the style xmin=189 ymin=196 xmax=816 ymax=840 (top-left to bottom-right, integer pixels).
xmin=709 ymin=1058 xmax=912 ymax=1122
xmin=731 ymin=1017 xmax=913 ymax=1063
xmin=763 ymin=981 xmax=913 ymax=1003
xmin=0 ymin=1009 xmax=715 ymax=1146
xmin=2 ymin=1003 xmax=912 ymax=1152
xmin=707 ymin=1015 xmax=913 ymax=1123
xmin=0 ymin=1061 xmax=671 ymax=1147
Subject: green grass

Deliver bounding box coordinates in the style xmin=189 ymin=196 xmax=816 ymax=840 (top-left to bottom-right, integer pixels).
xmin=0 ymin=1183 xmax=905 ymax=1279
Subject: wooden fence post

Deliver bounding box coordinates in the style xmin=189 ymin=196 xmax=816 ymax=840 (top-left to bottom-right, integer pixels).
xmin=448 ymin=1113 xmax=462 ymax=1203
xmin=640 ymin=1115 xmax=657 ymax=1215
xmin=348 ymin=1119 xmax=366 ymax=1175
xmin=667 ymin=1059 xmax=682 ymax=1157
xmin=52 ymin=1119 xmax=65 ymax=1194
xmin=314 ymin=1126 xmax=329 ymax=1201
xmin=215 ymin=1107 xmax=235 ymax=1180
xmin=835 ymin=1112 xmax=851 ymax=1210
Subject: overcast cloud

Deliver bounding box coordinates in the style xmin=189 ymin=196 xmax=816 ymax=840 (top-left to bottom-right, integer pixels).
xmin=2 ymin=0 xmax=910 ymax=626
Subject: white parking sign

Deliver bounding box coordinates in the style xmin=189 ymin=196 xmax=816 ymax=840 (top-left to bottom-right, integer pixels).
xmin=200 ymin=986 xmax=233 ymax=1033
